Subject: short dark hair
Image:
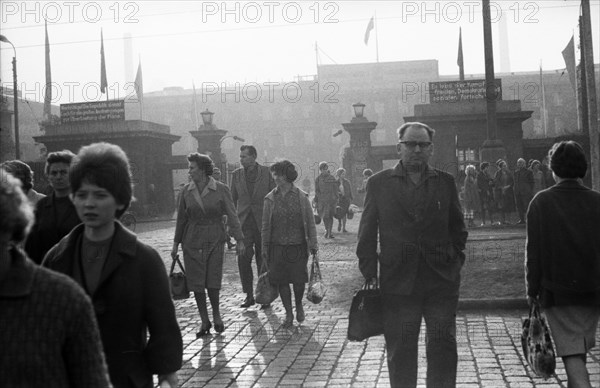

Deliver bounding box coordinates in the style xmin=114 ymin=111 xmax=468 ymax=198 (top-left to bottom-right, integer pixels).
xmin=549 ymin=141 xmax=587 ymax=179
xmin=270 ymin=160 xmax=298 ymax=183
xmin=187 ymin=153 xmax=214 ymax=176
xmin=240 ymin=145 xmax=257 ymax=158
xmin=45 ymin=150 xmax=75 ymax=175
xmin=0 ymin=170 xmax=34 ymax=243
xmin=318 ymin=161 xmax=329 ymax=171
xmin=69 ymin=142 xmax=133 ymax=218
xmin=397 ymin=122 xmax=435 ymax=141
xmin=480 ymin=162 xmax=490 ymax=171
xmin=363 ymin=168 xmax=373 ymax=177
xmin=0 ymin=160 xmax=33 ymax=191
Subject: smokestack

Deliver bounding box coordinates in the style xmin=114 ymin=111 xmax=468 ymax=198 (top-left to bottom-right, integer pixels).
xmin=123 ymin=32 xmax=133 ymax=83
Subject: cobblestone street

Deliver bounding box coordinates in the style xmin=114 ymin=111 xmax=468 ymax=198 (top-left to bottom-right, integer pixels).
xmin=136 ymin=218 xmax=600 ymax=388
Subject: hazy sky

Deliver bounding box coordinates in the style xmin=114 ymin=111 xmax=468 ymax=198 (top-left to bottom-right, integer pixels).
xmin=1 ymin=0 xmax=599 ymax=104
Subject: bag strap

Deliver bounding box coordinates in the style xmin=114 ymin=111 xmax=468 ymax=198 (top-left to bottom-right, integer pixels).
xmin=170 ymin=254 xmax=185 ymax=275
xmin=311 ymin=252 xmax=321 ymax=277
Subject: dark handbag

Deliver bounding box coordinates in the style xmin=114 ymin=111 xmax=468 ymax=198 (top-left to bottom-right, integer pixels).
xmin=334 ymin=206 xmax=343 ymax=220
xmin=169 ymin=254 xmax=189 ymax=300
xmin=255 ymin=257 xmax=279 ymax=305
xmin=521 ymin=300 xmax=556 ymax=379
xmin=346 ymin=207 xmax=354 ymax=220
xmin=347 ymin=279 xmax=384 ymax=341
xmin=306 ymin=253 xmax=326 ymax=304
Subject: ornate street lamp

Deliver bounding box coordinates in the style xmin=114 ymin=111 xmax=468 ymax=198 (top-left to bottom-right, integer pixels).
xmin=352 ymin=102 xmax=366 ymax=119
xmin=0 ymin=34 xmax=20 ymax=159
xmin=201 ymin=109 xmax=214 ymax=127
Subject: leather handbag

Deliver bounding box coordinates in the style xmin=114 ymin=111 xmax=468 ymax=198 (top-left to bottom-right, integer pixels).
xmin=521 ymin=300 xmax=556 ymax=379
xmin=347 ymin=279 xmax=384 ymax=341
xmin=169 ymin=254 xmax=189 ymax=300
xmin=346 ymin=207 xmax=354 ymax=220
xmin=255 ymin=257 xmax=279 ymax=305
xmin=306 ymin=253 xmax=326 ymax=304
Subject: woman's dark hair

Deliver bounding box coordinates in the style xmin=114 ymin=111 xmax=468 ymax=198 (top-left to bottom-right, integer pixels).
xmin=549 ymin=140 xmax=587 ymax=179
xmin=69 ymin=142 xmax=133 ymax=218
xmin=363 ymin=168 xmax=373 ymax=177
xmin=45 ymin=150 xmax=76 ymax=175
xmin=480 ymin=162 xmax=489 ymax=171
xmin=318 ymin=161 xmax=329 ymax=171
xmin=270 ymin=160 xmax=298 ymax=183
xmin=187 ymin=153 xmax=214 ymax=176
xmin=0 ymin=170 xmax=34 ymax=243
xmin=0 ymin=160 xmax=34 ymax=192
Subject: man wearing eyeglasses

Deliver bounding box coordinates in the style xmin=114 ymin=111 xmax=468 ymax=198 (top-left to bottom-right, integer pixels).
xmin=357 ymin=122 xmax=468 ymax=388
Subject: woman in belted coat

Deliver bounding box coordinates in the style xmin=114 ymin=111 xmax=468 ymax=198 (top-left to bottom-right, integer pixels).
xmin=172 ymin=153 xmax=244 ymax=338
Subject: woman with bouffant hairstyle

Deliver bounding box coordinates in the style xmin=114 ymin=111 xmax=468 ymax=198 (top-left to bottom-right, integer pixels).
xmin=44 ymin=142 xmax=183 ymax=388
xmin=526 ymin=141 xmax=600 ymax=388
xmin=1 ymin=171 xmax=111 ymax=387
xmin=262 ymin=160 xmax=318 ymax=328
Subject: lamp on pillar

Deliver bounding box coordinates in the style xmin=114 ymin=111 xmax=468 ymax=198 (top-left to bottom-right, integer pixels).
xmin=200 ymin=109 xmax=214 ymax=128
xmin=0 ymin=34 xmax=20 ymax=159
xmin=352 ymin=102 xmax=366 ymax=119
xmin=190 ymin=109 xmax=228 ymax=175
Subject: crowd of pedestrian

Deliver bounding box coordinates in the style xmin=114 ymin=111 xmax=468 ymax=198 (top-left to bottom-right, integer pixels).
xmin=1 ymin=130 xmax=598 ymax=388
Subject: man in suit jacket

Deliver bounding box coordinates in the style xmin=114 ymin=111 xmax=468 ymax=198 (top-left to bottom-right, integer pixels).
xmin=357 ymin=122 xmax=468 ymax=388
xmin=230 ymin=145 xmax=276 ymax=308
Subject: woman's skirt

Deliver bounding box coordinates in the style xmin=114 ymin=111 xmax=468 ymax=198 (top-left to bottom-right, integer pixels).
xmin=268 ymin=243 xmax=309 ymax=285
xmin=182 ymin=242 xmax=225 ymax=291
xmin=544 ymin=304 xmax=600 ymax=357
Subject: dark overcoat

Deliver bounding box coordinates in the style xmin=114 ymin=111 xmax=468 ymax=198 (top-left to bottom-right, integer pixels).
xmin=44 ymin=222 xmax=183 ymax=388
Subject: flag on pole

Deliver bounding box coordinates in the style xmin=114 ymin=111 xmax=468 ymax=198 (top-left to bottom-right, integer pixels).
xmin=457 ymin=27 xmax=464 ymax=80
xmin=43 ymin=19 xmax=52 ymax=121
xmin=100 ymin=29 xmax=107 ymax=94
xmin=364 ymin=16 xmax=374 ymax=45
xmin=134 ymin=60 xmax=143 ymax=103
xmin=561 ymin=35 xmax=576 ymax=91
xmin=192 ymin=82 xmax=199 ymax=129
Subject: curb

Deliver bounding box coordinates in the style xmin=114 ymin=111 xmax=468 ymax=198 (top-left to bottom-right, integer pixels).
xmin=458 ymin=298 xmax=528 ymax=311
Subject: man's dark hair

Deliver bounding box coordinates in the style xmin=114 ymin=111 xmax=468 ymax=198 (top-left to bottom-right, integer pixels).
xmin=270 ymin=160 xmax=298 ymax=183
xmin=69 ymin=142 xmax=133 ymax=218
xmin=549 ymin=140 xmax=587 ymax=179
xmin=187 ymin=153 xmax=214 ymax=176
xmin=45 ymin=150 xmax=76 ymax=175
xmin=240 ymin=145 xmax=257 ymax=158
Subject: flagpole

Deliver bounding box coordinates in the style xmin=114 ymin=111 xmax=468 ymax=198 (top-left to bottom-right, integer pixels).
xmin=315 ymin=41 xmax=319 ymax=76
xmin=374 ymin=11 xmax=379 ymax=63
xmin=540 ymin=60 xmax=547 ymax=137
xmin=573 ymin=29 xmax=581 ymax=132
xmin=137 ymin=55 xmax=143 ymax=120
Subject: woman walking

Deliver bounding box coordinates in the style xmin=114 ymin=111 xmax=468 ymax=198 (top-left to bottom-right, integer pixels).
xmin=43 ymin=142 xmax=182 ymax=388
xmin=262 ymin=160 xmax=318 ymax=328
xmin=526 ymin=141 xmax=600 ymax=388
xmin=172 ymin=153 xmax=244 ymax=337
xmin=462 ymin=165 xmax=480 ymax=228
xmin=335 ymin=168 xmax=353 ymax=233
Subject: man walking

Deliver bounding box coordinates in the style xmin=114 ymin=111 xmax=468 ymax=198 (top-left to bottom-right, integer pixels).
xmin=513 ymin=158 xmax=534 ymax=224
xmin=230 ymin=145 xmax=275 ymax=308
xmin=357 ymin=122 xmax=468 ymax=388
xmin=314 ymin=162 xmax=339 ymax=238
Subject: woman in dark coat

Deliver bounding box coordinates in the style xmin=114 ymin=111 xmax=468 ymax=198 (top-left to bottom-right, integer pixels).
xmin=493 ymin=159 xmax=514 ymax=224
xmin=25 ymin=150 xmax=81 ymax=264
xmin=262 ymin=160 xmax=318 ymax=328
xmin=525 ymin=141 xmax=600 ymax=388
xmin=44 ymin=142 xmax=183 ymax=388
xmin=335 ymin=168 xmax=353 ymax=233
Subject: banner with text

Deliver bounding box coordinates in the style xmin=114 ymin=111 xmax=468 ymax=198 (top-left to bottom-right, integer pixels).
xmin=429 ymin=79 xmax=502 ymax=103
xmin=60 ymin=100 xmax=125 ymax=123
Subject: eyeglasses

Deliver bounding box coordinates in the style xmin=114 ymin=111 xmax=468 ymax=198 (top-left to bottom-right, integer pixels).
xmin=399 ymin=141 xmax=432 ymax=150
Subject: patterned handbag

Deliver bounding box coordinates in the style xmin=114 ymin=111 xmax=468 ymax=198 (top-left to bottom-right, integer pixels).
xmin=169 ymin=254 xmax=189 ymax=300
xmin=306 ymin=253 xmax=326 ymax=304
xmin=521 ymin=300 xmax=556 ymax=379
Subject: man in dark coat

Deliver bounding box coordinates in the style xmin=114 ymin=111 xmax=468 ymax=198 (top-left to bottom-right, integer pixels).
xmin=230 ymin=145 xmax=275 ymax=308
xmin=357 ymin=122 xmax=468 ymax=388
xmin=513 ymin=158 xmax=534 ymax=224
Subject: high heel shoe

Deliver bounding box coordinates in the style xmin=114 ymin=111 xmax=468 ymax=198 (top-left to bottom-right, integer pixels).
xmin=196 ymin=322 xmax=212 ymax=338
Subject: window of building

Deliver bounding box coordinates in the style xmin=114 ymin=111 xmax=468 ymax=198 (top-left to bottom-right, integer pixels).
xmin=456 ymin=148 xmax=478 ymax=171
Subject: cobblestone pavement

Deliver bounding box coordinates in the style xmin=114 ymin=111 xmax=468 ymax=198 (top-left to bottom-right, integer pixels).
xmin=137 ymin=219 xmax=600 ymax=388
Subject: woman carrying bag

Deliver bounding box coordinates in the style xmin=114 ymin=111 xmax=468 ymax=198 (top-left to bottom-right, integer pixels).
xmin=262 ymin=160 xmax=318 ymax=328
